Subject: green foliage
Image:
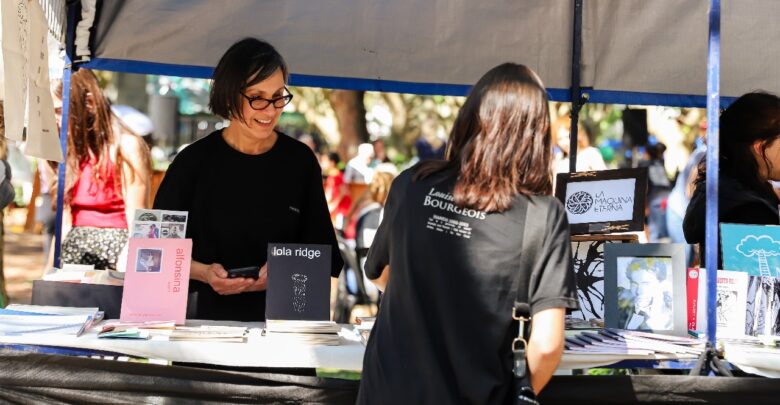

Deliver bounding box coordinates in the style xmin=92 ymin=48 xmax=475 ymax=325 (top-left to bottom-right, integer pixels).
xmin=586 ymin=368 xmax=628 ymax=376
xmin=316 ymin=368 xmax=362 ymax=380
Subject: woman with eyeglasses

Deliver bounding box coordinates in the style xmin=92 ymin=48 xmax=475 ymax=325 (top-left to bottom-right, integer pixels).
xmin=154 ymin=38 xmax=343 ymax=321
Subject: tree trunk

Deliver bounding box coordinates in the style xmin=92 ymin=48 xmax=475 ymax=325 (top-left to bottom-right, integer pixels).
xmin=328 ymin=90 xmax=369 ymax=161
xmin=0 ymin=100 xmax=7 ymax=306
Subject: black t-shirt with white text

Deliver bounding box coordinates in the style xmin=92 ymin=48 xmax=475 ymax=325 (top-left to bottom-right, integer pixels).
xmin=357 ymin=165 xmax=578 ymax=404
xmin=153 ymin=130 xmax=343 ymax=321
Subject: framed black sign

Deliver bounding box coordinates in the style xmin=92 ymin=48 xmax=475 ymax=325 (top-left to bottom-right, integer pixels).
xmin=555 ymin=168 xmax=648 ymax=235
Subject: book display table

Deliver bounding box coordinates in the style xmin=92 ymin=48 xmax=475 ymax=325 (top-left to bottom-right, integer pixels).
xmin=0 ymin=320 xmax=707 ymax=371
xmin=0 ymin=323 xmax=779 ymax=404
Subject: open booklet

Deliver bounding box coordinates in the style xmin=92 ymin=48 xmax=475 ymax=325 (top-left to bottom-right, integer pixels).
xmin=564 ymin=329 xmax=704 ymax=356
xmin=0 ymin=305 xmax=103 ymax=336
xmin=98 ymin=321 xmax=247 ymax=342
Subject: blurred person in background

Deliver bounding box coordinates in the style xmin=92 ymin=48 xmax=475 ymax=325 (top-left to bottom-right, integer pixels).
xmin=667 ymin=127 xmax=706 ymax=266
xmin=344 ymin=143 xmax=375 ymax=184
xmin=52 ymin=69 xmax=152 ymax=270
xmin=343 ymin=171 xmax=394 ymax=241
xmin=371 ymin=138 xmax=398 ymax=175
xmin=321 ymin=152 xmax=352 ymax=231
xmin=640 ymin=142 xmax=672 ymax=242
xmin=553 ymin=116 xmax=607 ymax=173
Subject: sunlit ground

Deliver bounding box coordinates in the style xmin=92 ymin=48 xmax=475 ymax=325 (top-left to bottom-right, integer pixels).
xmin=2 ymin=207 xmax=46 ymax=305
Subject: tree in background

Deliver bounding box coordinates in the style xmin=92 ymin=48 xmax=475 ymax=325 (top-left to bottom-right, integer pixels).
xmin=0 ymin=101 xmax=7 ymax=306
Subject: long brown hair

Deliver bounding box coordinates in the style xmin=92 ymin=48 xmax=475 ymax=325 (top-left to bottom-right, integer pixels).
xmin=55 ymin=69 xmax=121 ymax=203
xmin=415 ymin=63 xmax=552 ymax=212
xmin=694 ymin=91 xmax=780 ymax=200
xmin=347 ymin=171 xmax=396 ymax=220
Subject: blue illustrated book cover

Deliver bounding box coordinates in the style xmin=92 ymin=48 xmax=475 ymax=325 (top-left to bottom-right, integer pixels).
xmin=721 ymin=223 xmax=780 ymax=277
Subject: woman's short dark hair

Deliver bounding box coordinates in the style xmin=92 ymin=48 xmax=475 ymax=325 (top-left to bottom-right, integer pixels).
xmin=414 ymin=63 xmax=552 ymax=212
xmin=209 ymin=38 xmax=288 ymax=121
xmin=695 ymin=91 xmax=780 ymax=197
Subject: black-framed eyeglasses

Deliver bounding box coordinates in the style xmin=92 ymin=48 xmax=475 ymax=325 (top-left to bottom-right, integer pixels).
xmin=241 ymin=88 xmax=294 ymax=110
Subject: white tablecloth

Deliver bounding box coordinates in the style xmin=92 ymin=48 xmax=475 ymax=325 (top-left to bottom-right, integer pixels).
xmin=723 ymin=343 xmax=780 ymax=378
xmin=0 ymin=320 xmax=700 ymax=371
xmin=0 ymin=320 xmax=366 ymax=371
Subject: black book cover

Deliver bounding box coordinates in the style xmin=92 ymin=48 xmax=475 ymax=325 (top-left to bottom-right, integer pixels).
xmin=265 ymin=243 xmax=331 ymax=321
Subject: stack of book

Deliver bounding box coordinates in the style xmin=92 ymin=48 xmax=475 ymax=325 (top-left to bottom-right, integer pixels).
xmin=168 ymin=325 xmax=247 ymax=343
xmin=98 ymin=321 xmax=176 ymax=339
xmin=564 ymin=329 xmax=704 ymax=356
xmin=264 ymin=320 xmax=341 ymax=346
xmin=99 ymin=322 xmax=247 ymax=343
xmin=0 ymin=304 xmax=103 ymax=336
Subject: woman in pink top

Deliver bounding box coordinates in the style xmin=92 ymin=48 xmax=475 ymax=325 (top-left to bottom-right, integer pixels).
xmin=52 ymin=69 xmax=151 ymax=270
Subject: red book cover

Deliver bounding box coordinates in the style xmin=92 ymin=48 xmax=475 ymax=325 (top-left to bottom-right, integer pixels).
xmin=687 ymin=267 xmax=701 ymax=330
xmin=120 ymin=238 xmax=192 ymax=325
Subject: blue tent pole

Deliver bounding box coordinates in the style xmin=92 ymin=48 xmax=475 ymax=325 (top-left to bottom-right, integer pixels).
xmin=53 ymin=3 xmax=78 ymax=268
xmin=52 ymin=58 xmax=71 ymax=269
xmin=568 ymin=0 xmax=584 ymax=172
xmin=705 ymin=0 xmax=720 ymax=346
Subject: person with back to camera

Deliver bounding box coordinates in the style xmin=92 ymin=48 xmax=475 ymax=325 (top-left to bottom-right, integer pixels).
xmin=357 ymin=63 xmax=579 ymax=403
xmin=153 ymin=38 xmax=343 ymax=321
xmin=53 ymin=69 xmax=152 ymax=270
xmin=684 ymin=92 xmax=780 ymax=265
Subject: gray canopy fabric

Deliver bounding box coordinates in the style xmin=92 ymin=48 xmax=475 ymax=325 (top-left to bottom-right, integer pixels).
xmin=79 ymin=0 xmax=780 ymax=107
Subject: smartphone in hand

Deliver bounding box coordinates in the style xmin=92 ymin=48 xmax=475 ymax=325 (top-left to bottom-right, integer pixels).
xmin=226 ymin=266 xmax=260 ymax=279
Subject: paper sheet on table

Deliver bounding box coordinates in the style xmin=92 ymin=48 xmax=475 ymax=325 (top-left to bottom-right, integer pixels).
xmin=22 ymin=0 xmax=62 ymax=162
xmin=1 ymin=0 xmax=29 ymax=141
xmin=1 ymin=0 xmax=63 ymax=161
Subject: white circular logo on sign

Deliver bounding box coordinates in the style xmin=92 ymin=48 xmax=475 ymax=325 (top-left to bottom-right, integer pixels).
xmin=566 ymin=191 xmax=594 ymax=215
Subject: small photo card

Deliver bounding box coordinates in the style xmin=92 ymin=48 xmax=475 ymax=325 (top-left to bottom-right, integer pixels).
xmin=135 ymin=209 xmax=161 ymax=223
xmin=131 ymin=209 xmax=189 ymax=239
xmin=132 ymin=223 xmax=160 ymax=239
xmin=135 ymin=248 xmax=163 ymax=273
xmin=161 ymin=223 xmax=185 ymax=239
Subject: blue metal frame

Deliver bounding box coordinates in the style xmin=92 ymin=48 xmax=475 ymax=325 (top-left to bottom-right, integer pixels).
xmin=52 ymin=1 xmax=78 ymax=268
xmin=81 ymin=57 xmax=573 ymax=101
xmin=705 ymin=0 xmax=721 ymax=346
xmin=568 ymin=0 xmax=584 ymax=172
xmin=62 ymin=0 xmax=726 ymax=352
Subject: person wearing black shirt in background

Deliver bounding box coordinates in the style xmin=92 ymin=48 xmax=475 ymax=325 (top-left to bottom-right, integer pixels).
xmin=357 ymin=64 xmax=578 ymax=404
xmin=684 ymin=92 xmax=780 ymax=266
xmin=153 ymin=39 xmax=343 ymax=321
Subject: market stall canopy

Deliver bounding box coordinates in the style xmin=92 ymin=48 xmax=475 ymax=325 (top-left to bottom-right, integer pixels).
xmin=74 ymin=0 xmax=780 ymax=107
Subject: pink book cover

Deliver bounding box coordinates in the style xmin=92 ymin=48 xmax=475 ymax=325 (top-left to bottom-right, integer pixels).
xmin=120 ymin=238 xmax=192 ymax=325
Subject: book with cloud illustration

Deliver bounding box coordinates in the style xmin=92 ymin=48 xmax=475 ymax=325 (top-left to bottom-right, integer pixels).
xmin=721 ymin=223 xmax=780 ymax=277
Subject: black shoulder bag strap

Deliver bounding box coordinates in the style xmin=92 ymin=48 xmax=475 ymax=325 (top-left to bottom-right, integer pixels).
xmin=512 ymin=196 xmax=549 ymax=405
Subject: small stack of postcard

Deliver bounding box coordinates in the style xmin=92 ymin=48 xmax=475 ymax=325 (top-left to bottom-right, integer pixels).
xmin=131 ymin=209 xmax=188 ymax=239
xmin=564 ymin=329 xmax=704 ymax=356
xmin=167 ymin=325 xmax=248 ymax=343
xmin=354 ymin=317 xmax=375 ymax=345
xmin=0 ymin=305 xmax=103 ymax=336
xmin=98 ymin=321 xmax=176 ymax=339
xmin=98 ymin=322 xmax=247 ymax=342
xmin=264 ymin=320 xmax=341 ymax=346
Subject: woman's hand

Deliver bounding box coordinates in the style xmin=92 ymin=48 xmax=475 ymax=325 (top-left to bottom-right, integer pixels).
xmin=243 ymin=263 xmax=269 ymax=292
xmin=204 ymin=263 xmax=255 ymax=295
xmin=191 ymin=260 xmax=267 ymax=295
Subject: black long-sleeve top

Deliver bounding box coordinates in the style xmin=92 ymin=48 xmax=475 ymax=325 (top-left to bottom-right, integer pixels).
xmin=154 ymin=130 xmax=343 ymax=321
